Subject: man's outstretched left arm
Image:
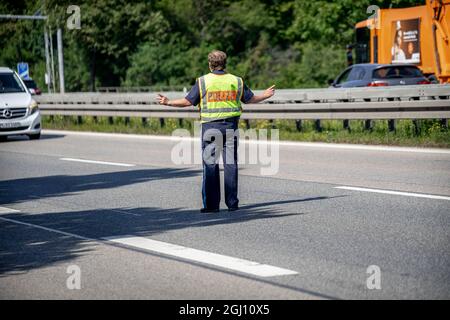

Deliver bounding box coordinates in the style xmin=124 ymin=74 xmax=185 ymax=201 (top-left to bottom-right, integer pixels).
xmin=246 ymin=85 xmax=275 ymax=104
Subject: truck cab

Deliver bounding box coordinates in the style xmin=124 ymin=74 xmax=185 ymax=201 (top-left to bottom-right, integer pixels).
xmin=355 ymin=0 xmax=450 ymax=83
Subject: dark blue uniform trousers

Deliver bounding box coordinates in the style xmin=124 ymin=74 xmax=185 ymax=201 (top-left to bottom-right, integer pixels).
xmin=201 ymin=117 xmax=239 ymax=210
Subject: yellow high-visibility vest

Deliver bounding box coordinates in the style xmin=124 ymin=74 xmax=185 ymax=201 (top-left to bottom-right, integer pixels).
xmin=198 ymin=72 xmax=243 ymax=122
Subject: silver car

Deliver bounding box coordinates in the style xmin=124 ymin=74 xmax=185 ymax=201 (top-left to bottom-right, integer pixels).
xmin=0 ymin=67 xmax=41 ymax=141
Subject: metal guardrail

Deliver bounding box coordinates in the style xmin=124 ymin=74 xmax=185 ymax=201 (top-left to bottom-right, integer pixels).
xmin=35 ymin=85 xmax=450 ymax=120
xmin=97 ymin=86 xmax=188 ymax=93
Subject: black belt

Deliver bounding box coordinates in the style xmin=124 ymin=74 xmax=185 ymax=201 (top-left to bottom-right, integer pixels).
xmin=207 ymin=116 xmax=240 ymax=123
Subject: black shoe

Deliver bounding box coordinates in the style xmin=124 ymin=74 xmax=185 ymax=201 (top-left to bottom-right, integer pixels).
xmin=200 ymin=208 xmax=220 ymax=213
xmin=228 ymin=207 xmax=239 ymax=212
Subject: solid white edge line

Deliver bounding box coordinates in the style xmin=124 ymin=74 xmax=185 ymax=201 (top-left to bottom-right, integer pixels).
xmin=105 ymin=235 xmax=298 ymax=277
xmin=60 ymin=157 xmax=135 ymax=167
xmin=0 ymin=210 xmax=297 ymax=278
xmin=335 ymin=186 xmax=450 ymax=201
xmin=43 ymin=129 xmax=450 ymax=154
xmin=0 ymin=207 xmax=92 ymax=241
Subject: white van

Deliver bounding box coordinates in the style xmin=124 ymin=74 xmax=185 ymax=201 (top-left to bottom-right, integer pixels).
xmin=0 ymin=67 xmax=41 ymax=141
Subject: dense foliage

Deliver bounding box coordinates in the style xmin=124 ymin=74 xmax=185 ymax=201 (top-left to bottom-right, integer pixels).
xmin=1 ymin=0 xmax=423 ymax=91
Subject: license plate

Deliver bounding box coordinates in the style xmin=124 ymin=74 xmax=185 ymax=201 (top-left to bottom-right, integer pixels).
xmin=0 ymin=122 xmax=21 ymax=129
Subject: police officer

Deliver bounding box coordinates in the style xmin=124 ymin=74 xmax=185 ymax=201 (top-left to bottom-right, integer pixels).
xmin=157 ymin=50 xmax=275 ymax=212
xmin=346 ymin=44 xmax=354 ymax=66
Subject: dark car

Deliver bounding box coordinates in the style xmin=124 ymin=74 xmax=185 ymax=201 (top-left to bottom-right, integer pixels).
xmin=330 ymin=63 xmax=431 ymax=88
xmin=22 ymin=78 xmax=42 ymax=95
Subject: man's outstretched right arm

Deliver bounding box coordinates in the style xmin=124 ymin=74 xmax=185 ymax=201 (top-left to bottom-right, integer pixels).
xmin=157 ymin=94 xmax=192 ymax=107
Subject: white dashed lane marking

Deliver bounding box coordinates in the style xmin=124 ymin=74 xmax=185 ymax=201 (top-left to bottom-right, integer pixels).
xmin=60 ymin=157 xmax=135 ymax=167
xmin=335 ymin=186 xmax=450 ymax=201
xmin=105 ymin=235 xmax=298 ymax=277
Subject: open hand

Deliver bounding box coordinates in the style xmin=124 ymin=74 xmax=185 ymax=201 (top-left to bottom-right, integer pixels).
xmin=263 ymin=85 xmax=275 ymax=99
xmin=157 ymin=94 xmax=169 ymax=105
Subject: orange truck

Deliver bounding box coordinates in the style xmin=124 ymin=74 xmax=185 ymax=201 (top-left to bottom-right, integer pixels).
xmin=354 ymin=0 xmax=450 ymax=83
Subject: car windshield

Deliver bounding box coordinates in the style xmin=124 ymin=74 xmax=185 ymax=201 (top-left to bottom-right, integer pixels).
xmin=0 ymin=72 xmax=26 ymax=93
xmin=373 ymin=66 xmax=423 ymax=79
xmin=23 ymin=79 xmax=37 ymax=89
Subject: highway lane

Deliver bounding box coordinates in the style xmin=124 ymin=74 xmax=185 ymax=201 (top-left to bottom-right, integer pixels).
xmin=2 ymin=129 xmax=450 ymax=195
xmin=0 ymin=130 xmax=449 ymax=299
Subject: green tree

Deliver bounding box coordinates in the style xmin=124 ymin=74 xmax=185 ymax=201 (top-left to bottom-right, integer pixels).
xmin=0 ymin=0 xmax=428 ymax=91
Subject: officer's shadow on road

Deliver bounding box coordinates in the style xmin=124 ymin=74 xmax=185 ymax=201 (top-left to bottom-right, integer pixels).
xmin=0 ymin=165 xmax=344 ymax=276
xmin=0 ymin=167 xmax=201 ymax=205
xmin=0 ymin=195 xmax=342 ymax=277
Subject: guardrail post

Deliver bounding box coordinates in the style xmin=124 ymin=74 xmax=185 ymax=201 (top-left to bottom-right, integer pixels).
xmin=269 ymin=119 xmax=276 ymax=129
xmin=343 ymin=119 xmax=350 ymax=131
xmin=413 ymin=119 xmax=420 ymax=136
xmin=364 ymin=120 xmax=373 ymax=131
xmin=388 ymin=119 xmax=396 ymax=132
xmin=314 ymin=120 xmax=322 ymax=132
xmin=295 ymin=120 xmax=302 ymax=132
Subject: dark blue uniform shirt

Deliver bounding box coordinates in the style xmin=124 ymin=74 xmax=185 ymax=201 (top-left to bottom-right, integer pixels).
xmin=185 ymin=70 xmax=254 ymax=106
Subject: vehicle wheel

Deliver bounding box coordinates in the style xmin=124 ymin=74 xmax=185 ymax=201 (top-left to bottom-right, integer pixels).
xmin=427 ymin=74 xmax=439 ymax=84
xmin=0 ymin=136 xmax=7 ymax=142
xmin=28 ymin=133 xmax=41 ymax=140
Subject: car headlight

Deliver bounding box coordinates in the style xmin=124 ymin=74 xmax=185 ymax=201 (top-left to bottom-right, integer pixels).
xmin=28 ymin=100 xmax=39 ymax=115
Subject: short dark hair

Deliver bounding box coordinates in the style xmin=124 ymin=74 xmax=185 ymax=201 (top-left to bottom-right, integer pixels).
xmin=208 ymin=50 xmax=227 ymax=71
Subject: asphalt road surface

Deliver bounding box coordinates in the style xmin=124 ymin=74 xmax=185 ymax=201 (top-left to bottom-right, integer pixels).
xmin=0 ymin=129 xmax=449 ymax=299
